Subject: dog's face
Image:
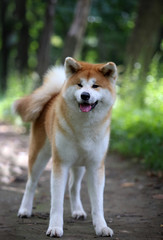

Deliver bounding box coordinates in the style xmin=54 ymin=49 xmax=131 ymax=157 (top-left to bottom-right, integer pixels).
xmin=62 ymin=57 xmax=117 ymax=114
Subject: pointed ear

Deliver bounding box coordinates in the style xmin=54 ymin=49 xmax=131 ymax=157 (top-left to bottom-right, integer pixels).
xmin=64 ymin=57 xmax=81 ymax=78
xmin=100 ymin=62 xmax=118 ymax=82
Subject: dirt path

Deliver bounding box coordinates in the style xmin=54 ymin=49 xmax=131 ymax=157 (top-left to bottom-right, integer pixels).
xmin=0 ymin=123 xmax=162 ymax=240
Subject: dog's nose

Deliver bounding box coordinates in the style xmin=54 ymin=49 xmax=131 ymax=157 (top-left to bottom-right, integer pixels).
xmin=81 ymin=92 xmax=90 ymax=101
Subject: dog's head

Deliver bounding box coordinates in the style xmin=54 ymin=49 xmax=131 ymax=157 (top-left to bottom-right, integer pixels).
xmin=63 ymin=57 xmax=117 ymax=114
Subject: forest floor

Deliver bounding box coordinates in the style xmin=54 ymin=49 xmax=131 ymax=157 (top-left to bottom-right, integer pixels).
xmin=0 ymin=122 xmax=162 ymax=240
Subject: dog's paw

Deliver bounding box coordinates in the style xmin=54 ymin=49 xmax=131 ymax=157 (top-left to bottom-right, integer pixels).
xmin=17 ymin=208 xmax=32 ymax=218
xmin=72 ymin=210 xmax=87 ymax=220
xmin=46 ymin=227 xmax=63 ymax=238
xmin=95 ymin=226 xmax=114 ymax=237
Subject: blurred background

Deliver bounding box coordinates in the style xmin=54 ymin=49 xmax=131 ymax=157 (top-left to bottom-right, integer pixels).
xmin=0 ymin=0 xmax=163 ymax=171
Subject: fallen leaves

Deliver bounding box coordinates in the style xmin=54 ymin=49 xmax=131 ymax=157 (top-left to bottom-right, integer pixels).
xmin=121 ymin=182 xmax=135 ymax=188
xmin=147 ymin=171 xmax=163 ymax=178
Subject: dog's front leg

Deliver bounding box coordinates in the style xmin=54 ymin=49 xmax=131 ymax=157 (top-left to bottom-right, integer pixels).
xmin=46 ymin=164 xmax=69 ymax=238
xmin=86 ymin=163 xmax=113 ymax=237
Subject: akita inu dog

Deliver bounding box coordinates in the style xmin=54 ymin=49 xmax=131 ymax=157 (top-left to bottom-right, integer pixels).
xmin=14 ymin=57 xmax=117 ymax=237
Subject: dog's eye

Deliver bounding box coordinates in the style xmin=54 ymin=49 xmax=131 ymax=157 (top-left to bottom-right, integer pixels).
xmin=77 ymin=83 xmax=82 ymax=87
xmin=92 ymin=84 xmax=99 ymax=88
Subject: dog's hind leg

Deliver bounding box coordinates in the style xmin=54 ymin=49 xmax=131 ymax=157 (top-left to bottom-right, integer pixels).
xmin=18 ymin=120 xmax=51 ymax=218
xmin=69 ymin=166 xmax=87 ymax=219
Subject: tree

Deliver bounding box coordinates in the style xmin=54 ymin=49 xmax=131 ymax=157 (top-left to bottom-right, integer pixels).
xmin=61 ymin=0 xmax=91 ymax=63
xmin=37 ymin=0 xmax=57 ymax=79
xmin=126 ymin=0 xmax=163 ymax=77
xmin=0 ymin=0 xmax=8 ymax=93
xmin=15 ymin=0 xmax=29 ymax=72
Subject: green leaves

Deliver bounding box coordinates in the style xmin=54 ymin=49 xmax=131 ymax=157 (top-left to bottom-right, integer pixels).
xmin=110 ymin=73 xmax=163 ymax=171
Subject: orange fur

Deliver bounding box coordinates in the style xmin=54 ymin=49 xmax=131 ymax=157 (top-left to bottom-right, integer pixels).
xmin=14 ymin=89 xmax=57 ymax=122
xmin=28 ymin=112 xmax=46 ymax=173
xmin=65 ymin=61 xmax=115 ymax=95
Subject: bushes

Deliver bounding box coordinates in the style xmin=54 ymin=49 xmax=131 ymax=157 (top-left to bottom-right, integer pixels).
xmin=110 ymin=62 xmax=163 ymax=170
xmin=0 ymin=72 xmax=36 ymax=124
xmin=111 ymin=103 xmax=163 ymax=170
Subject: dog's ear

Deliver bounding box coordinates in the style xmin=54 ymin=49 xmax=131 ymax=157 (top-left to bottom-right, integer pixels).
xmin=100 ymin=62 xmax=117 ymax=83
xmin=64 ymin=57 xmax=81 ymax=78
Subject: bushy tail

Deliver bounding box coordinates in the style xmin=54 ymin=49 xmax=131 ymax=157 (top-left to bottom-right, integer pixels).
xmin=13 ymin=66 xmax=66 ymax=122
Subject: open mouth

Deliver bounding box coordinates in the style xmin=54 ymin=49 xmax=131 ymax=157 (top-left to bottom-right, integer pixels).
xmin=79 ymin=101 xmax=98 ymax=112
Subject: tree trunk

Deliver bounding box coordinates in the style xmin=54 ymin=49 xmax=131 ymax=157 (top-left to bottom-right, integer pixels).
xmin=61 ymin=0 xmax=91 ymax=63
xmin=126 ymin=0 xmax=163 ymax=77
xmin=37 ymin=0 xmax=57 ymax=80
xmin=0 ymin=0 xmax=8 ymax=93
xmin=125 ymin=0 xmax=163 ymax=107
xmin=15 ymin=0 xmax=29 ymax=72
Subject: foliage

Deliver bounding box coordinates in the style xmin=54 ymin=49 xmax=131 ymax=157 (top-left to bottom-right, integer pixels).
xmin=110 ymin=59 xmax=163 ymax=170
xmin=82 ymin=0 xmax=138 ymax=64
xmin=0 ymin=72 xmax=36 ymax=124
xmin=0 ymin=0 xmax=138 ymax=74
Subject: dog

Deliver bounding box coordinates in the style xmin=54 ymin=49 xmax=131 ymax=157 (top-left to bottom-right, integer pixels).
xmin=13 ymin=57 xmax=117 ymax=237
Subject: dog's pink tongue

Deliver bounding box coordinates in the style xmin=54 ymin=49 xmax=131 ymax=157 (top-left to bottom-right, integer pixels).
xmin=80 ymin=104 xmax=92 ymax=112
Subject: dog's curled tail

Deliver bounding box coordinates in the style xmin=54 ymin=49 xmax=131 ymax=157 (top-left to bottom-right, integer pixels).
xmin=13 ymin=66 xmax=66 ymax=122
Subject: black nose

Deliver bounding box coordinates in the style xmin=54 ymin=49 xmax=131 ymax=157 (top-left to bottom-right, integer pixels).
xmin=81 ymin=92 xmax=90 ymax=101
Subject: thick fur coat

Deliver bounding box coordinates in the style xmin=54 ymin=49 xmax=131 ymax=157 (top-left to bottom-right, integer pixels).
xmin=14 ymin=57 xmax=118 ymax=237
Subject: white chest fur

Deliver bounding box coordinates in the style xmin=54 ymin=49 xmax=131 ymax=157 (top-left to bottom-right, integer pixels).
xmin=55 ymin=112 xmax=110 ymax=168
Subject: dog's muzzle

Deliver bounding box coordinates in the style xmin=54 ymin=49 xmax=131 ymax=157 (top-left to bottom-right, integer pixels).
xmin=79 ymin=92 xmax=98 ymax=112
